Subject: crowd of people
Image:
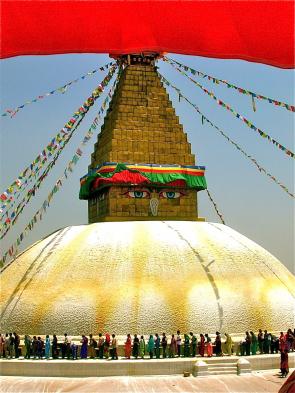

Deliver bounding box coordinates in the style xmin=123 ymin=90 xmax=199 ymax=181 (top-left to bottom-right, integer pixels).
xmin=0 ymin=329 xmax=293 ymax=376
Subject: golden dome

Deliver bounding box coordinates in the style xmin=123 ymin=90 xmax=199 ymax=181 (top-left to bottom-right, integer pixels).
xmin=1 ymin=221 xmax=294 ymax=335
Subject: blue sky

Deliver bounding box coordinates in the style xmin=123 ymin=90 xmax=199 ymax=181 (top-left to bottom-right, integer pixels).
xmin=0 ymin=53 xmax=294 ymax=273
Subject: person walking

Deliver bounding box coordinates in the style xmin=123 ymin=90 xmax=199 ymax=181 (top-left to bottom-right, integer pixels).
xmin=258 ymin=329 xmax=264 ymax=354
xmin=263 ymin=330 xmax=271 ymax=354
xmin=184 ymin=334 xmax=190 ymax=357
xmin=224 ymin=333 xmax=233 ymax=356
xmin=8 ymin=333 xmax=14 ymax=358
xmin=199 ymin=334 xmax=205 ymax=357
xmin=4 ymin=334 xmax=10 ymax=358
xmin=13 ymin=333 xmax=20 ymax=358
xmin=161 ymin=333 xmax=167 ymax=358
xmin=80 ymin=335 xmax=88 ymax=359
xmin=62 ymin=334 xmax=69 ymax=359
xmin=71 ymin=342 xmax=78 ymax=360
xmin=215 ymin=332 xmax=222 ymax=356
xmin=45 ymin=335 xmax=51 ymax=360
xmin=270 ymin=333 xmax=278 ymax=354
xmin=98 ymin=333 xmax=104 ymax=359
xmin=286 ymin=329 xmax=294 ymax=352
xmin=110 ymin=334 xmax=118 ymax=360
xmin=155 ymin=333 xmax=160 ymax=359
xmin=52 ymin=334 xmax=58 ymax=359
xmin=280 ymin=349 xmax=289 ymax=378
xmin=279 ymin=332 xmax=286 ymax=352
xmin=250 ymin=331 xmax=257 ymax=355
xmin=176 ymin=330 xmax=182 ymax=357
xmin=190 ymin=332 xmax=197 ymax=357
xmin=205 ymin=334 xmax=213 ymax=357
xmin=0 ymin=334 xmax=4 ymax=358
xmin=133 ymin=334 xmax=139 ymax=359
xmin=125 ymin=334 xmax=132 ymax=359
xmin=139 ymin=335 xmax=145 ymax=359
xmin=148 ymin=335 xmax=155 ymax=359
xmin=169 ymin=334 xmax=177 ymax=358
xmin=32 ymin=336 xmax=38 ymax=359
xmin=37 ymin=336 xmax=43 ymax=359
xmin=89 ymin=334 xmax=97 ymax=359
xmin=104 ymin=333 xmax=111 ymax=359
xmin=24 ymin=335 xmax=31 ymax=359
xmin=245 ymin=331 xmax=252 ymax=356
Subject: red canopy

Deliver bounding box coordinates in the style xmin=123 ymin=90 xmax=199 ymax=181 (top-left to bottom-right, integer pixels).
xmin=1 ymin=1 xmax=294 ymax=68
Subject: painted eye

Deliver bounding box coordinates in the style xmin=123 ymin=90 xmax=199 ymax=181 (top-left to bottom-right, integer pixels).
xmin=128 ymin=190 xmax=150 ymax=198
xmin=160 ymin=191 xmax=181 ymax=199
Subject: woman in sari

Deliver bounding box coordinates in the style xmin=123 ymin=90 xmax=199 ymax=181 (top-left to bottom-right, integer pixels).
xmin=169 ymin=334 xmax=177 ymax=358
xmin=148 ymin=335 xmax=155 ymax=359
xmin=133 ymin=334 xmax=139 ymax=359
xmin=280 ymin=349 xmax=289 ymax=378
xmin=80 ymin=335 xmax=88 ymax=359
xmin=125 ymin=334 xmax=132 ymax=359
xmin=279 ymin=332 xmax=286 ymax=352
xmin=215 ymin=332 xmax=222 ymax=356
xmin=286 ymin=329 xmax=294 ymax=352
xmin=104 ymin=333 xmax=110 ymax=359
xmin=161 ymin=333 xmax=168 ymax=358
xmin=183 ymin=334 xmax=190 ymax=357
xmin=199 ymin=334 xmax=205 ymax=357
xmin=52 ymin=334 xmax=58 ymax=359
xmin=139 ymin=335 xmax=145 ymax=359
xmin=250 ymin=331 xmax=257 ymax=355
xmin=224 ymin=333 xmax=233 ymax=356
xmin=45 ymin=335 xmax=51 ymax=360
xmin=0 ymin=334 xmax=4 ymax=358
xmin=205 ymin=334 xmax=213 ymax=357
xmin=37 ymin=337 xmax=43 ymax=359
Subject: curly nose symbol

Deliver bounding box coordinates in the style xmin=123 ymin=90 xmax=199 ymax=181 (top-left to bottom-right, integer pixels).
xmin=150 ymin=198 xmax=159 ymax=216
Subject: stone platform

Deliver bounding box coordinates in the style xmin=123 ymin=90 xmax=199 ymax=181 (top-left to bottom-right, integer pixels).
xmin=1 ymin=354 xmax=294 ymax=378
xmin=1 ymin=371 xmax=293 ymax=393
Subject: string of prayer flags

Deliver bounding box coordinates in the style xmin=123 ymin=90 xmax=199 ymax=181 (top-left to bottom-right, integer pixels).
xmin=158 ymin=72 xmax=294 ymax=199
xmin=0 ymin=75 xmax=119 ymax=261
xmin=164 ymin=60 xmax=294 ymax=159
xmin=0 ymin=64 xmax=118 ymax=216
xmin=1 ymin=61 xmax=114 ymax=118
xmin=252 ymin=96 xmax=256 ymax=112
xmin=0 ymin=72 xmax=120 ymax=238
xmin=206 ymin=189 xmax=226 ymax=225
xmin=164 ymin=57 xmax=295 ymax=113
xmin=0 ymin=115 xmax=86 ymax=237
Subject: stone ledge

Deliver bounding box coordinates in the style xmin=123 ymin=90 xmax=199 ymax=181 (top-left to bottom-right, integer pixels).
xmin=1 ymin=354 xmax=293 ymax=378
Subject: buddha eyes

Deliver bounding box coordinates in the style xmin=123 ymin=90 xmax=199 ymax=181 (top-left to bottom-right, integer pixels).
xmin=159 ymin=191 xmax=181 ymax=199
xmin=128 ymin=190 xmax=150 ymax=199
xmin=124 ymin=190 xmax=185 ymax=199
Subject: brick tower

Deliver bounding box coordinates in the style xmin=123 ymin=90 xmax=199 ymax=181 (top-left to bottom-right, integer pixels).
xmin=80 ymin=54 xmax=206 ymax=222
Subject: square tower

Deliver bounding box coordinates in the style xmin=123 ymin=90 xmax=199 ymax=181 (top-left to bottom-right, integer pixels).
xmin=80 ymin=56 xmax=206 ymax=222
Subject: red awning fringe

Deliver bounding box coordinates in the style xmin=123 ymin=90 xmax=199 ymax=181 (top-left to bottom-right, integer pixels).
xmin=1 ymin=1 xmax=294 ymax=68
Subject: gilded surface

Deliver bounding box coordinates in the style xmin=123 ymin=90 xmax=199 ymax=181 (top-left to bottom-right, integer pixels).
xmin=1 ymin=221 xmax=294 ymax=335
xmin=90 ymin=65 xmax=195 ymax=168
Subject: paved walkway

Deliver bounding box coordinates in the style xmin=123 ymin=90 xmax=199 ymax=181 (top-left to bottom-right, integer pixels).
xmin=1 ymin=370 xmax=292 ymax=393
